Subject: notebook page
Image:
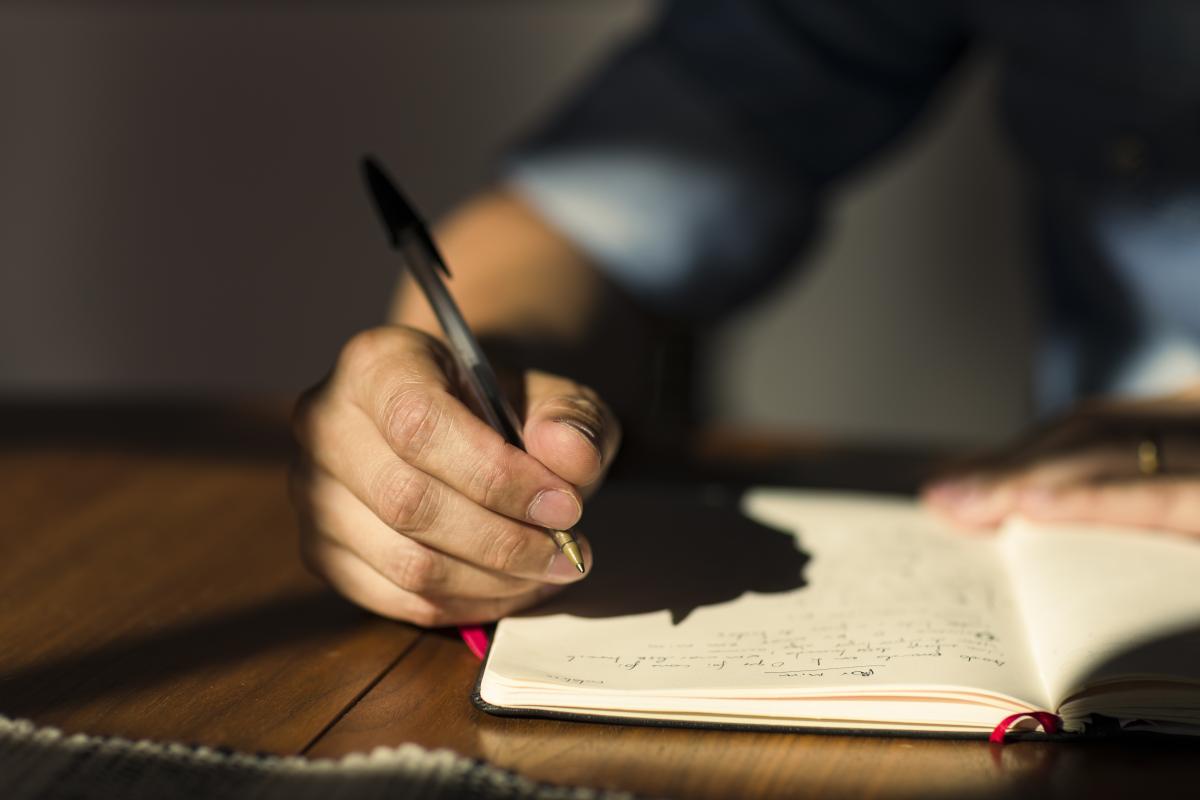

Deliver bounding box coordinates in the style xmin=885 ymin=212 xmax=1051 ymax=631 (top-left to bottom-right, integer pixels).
xmin=1001 ymin=518 xmax=1200 ymax=709
xmin=486 ymin=490 xmax=1044 ymax=709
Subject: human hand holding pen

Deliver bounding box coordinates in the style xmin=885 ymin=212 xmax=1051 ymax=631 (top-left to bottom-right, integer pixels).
xmin=291 ymin=329 xmax=619 ymax=627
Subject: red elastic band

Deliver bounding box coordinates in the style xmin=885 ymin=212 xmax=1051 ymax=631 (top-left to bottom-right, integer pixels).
xmin=458 ymin=625 xmax=490 ymax=660
xmin=989 ymin=711 xmax=1062 ymax=744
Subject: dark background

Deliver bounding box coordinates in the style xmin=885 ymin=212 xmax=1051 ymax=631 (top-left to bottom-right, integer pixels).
xmin=0 ymin=1 xmax=1034 ymax=445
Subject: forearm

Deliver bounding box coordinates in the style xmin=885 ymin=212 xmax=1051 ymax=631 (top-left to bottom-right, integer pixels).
xmin=389 ymin=188 xmax=665 ymax=424
xmin=390 ymin=189 xmax=607 ymax=344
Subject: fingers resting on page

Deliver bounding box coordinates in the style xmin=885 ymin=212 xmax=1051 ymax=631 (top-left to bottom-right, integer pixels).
xmin=289 ymin=325 xmax=619 ymax=626
xmin=922 ymin=384 xmax=1200 ymax=536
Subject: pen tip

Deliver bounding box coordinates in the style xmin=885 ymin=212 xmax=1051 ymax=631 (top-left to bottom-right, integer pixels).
xmin=557 ymin=538 xmax=586 ymax=575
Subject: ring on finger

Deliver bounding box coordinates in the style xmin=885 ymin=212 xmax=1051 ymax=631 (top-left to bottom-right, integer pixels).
xmin=1137 ymin=434 xmax=1164 ymax=476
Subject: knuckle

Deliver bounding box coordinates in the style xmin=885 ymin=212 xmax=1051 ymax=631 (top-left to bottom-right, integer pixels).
xmin=481 ymin=526 xmax=535 ymax=575
xmin=338 ymin=327 xmax=391 ymax=374
xmin=471 ymin=447 xmax=515 ymax=509
xmin=374 ymin=466 xmax=441 ymax=532
xmin=391 ymin=546 xmax=443 ymax=594
xmin=340 ymin=326 xmax=451 ymax=382
xmin=384 ymin=387 xmax=445 ymax=462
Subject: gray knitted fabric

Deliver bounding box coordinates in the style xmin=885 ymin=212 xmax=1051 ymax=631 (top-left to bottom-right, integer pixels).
xmin=0 ymin=716 xmax=637 ymax=800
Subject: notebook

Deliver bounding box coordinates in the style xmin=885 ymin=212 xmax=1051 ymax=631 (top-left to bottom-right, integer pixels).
xmin=475 ymin=486 xmax=1200 ymax=737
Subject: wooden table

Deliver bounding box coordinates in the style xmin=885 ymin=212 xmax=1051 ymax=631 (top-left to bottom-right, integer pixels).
xmin=2 ymin=401 xmax=1197 ymax=799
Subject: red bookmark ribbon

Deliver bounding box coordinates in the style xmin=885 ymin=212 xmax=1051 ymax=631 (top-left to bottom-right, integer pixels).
xmin=989 ymin=711 xmax=1062 ymax=744
xmin=458 ymin=626 xmax=490 ymax=660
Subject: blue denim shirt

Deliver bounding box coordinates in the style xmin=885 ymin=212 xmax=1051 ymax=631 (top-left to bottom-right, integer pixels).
xmin=508 ymin=0 xmax=1200 ymax=412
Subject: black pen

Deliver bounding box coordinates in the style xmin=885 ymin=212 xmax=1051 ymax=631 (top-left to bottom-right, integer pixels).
xmin=361 ymin=156 xmax=586 ymax=574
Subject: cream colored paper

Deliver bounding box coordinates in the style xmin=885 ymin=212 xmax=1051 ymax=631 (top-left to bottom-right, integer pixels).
xmin=482 ymin=490 xmax=1048 ymax=726
xmin=483 ymin=489 xmax=1200 ymax=730
xmin=1001 ymin=517 xmax=1200 ymax=710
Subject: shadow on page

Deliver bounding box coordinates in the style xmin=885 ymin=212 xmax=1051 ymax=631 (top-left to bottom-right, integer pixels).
xmin=526 ymin=483 xmax=811 ymax=625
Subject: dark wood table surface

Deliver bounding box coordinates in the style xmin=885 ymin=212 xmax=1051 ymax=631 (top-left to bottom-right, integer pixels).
xmin=2 ymin=401 xmax=1197 ymax=799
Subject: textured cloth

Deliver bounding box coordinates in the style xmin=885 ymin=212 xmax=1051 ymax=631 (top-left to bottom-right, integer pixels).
xmin=0 ymin=716 xmax=636 ymax=800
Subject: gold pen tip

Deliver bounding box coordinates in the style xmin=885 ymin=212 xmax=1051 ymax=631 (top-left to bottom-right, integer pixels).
xmin=559 ymin=539 xmax=586 ymax=575
xmin=550 ymin=530 xmax=586 ymax=575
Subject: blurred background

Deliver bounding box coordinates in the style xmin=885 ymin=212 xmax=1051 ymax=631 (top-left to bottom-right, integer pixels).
xmin=0 ymin=1 xmax=1035 ymax=447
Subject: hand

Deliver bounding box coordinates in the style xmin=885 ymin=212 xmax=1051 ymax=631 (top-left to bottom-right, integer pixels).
xmin=290 ymin=325 xmax=620 ymax=626
xmin=922 ymin=385 xmax=1200 ymax=535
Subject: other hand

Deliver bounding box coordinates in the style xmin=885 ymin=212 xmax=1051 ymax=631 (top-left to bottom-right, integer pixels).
xmin=923 ymin=385 xmax=1200 ymax=535
xmin=290 ymin=325 xmax=620 ymax=626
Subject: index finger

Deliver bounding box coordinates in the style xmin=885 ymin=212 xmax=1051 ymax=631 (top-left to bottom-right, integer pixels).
xmin=1017 ymin=478 xmax=1200 ymax=536
xmin=342 ymin=327 xmax=585 ymax=531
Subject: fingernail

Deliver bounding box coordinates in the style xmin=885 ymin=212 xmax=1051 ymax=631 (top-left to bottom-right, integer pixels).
xmin=528 ymin=489 xmax=582 ymax=530
xmin=545 ymin=551 xmax=587 ymax=581
xmin=553 ymin=417 xmax=603 ymax=460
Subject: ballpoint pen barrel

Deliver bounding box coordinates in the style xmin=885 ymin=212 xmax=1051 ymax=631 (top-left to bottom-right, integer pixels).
xmin=395 ymin=230 xmax=586 ymax=574
xmin=398 ymin=232 xmax=524 ymax=445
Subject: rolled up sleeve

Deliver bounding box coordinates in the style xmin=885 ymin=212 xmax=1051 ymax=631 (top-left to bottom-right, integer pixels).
xmin=507 ymin=0 xmax=968 ymax=319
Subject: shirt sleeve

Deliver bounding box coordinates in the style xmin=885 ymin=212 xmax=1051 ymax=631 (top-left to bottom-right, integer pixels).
xmin=506 ymin=0 xmax=968 ymax=319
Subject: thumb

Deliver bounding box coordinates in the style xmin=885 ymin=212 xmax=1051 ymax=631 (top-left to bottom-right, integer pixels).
xmin=522 ymin=371 xmax=620 ymax=490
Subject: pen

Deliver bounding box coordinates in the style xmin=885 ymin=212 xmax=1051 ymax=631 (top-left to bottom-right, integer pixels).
xmin=360 ymin=156 xmax=587 ymax=578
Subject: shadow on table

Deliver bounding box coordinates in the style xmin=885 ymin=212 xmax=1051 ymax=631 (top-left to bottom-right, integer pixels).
xmin=0 ymin=399 xmax=293 ymax=459
xmin=526 ymin=484 xmax=810 ymax=625
xmin=0 ymin=590 xmax=377 ymax=718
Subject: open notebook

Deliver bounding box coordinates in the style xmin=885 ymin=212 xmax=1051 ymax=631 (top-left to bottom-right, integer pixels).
xmin=476 ymin=487 xmax=1200 ymax=737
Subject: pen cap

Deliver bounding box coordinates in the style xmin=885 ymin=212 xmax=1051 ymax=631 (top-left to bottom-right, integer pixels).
xmin=361 ymin=156 xmax=450 ymax=277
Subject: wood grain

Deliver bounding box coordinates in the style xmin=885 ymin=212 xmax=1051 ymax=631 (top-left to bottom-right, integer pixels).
xmin=0 ymin=403 xmax=420 ymax=754
xmin=307 ymin=631 xmax=1007 ymax=799
xmin=310 ymin=623 xmax=1200 ymax=799
xmin=4 ymin=401 xmax=1198 ymax=797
